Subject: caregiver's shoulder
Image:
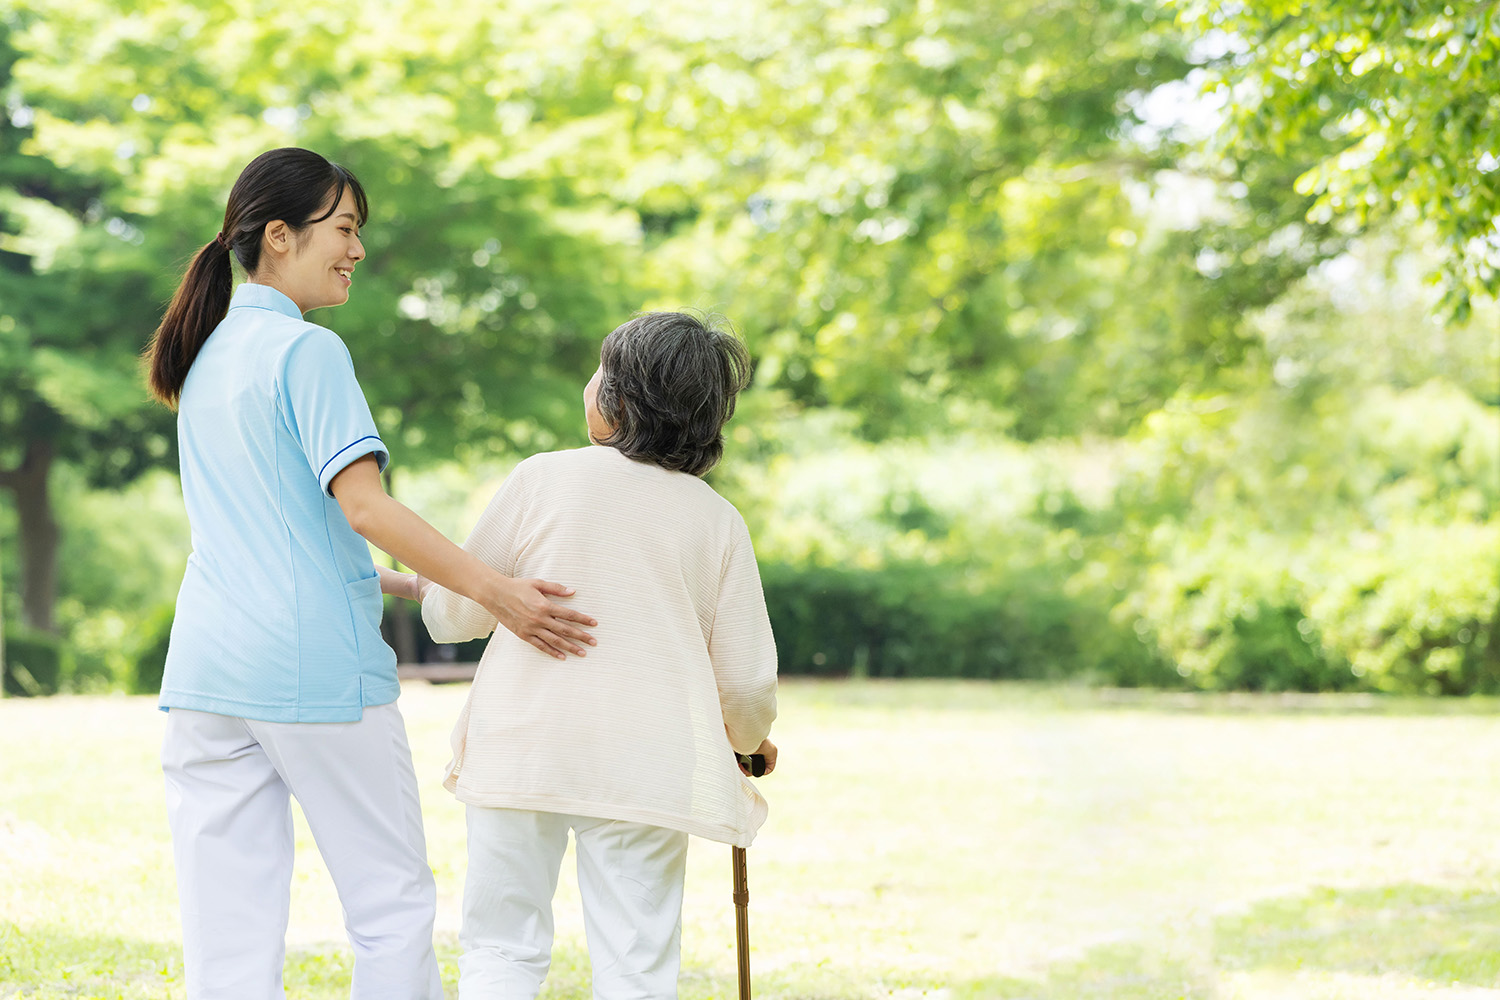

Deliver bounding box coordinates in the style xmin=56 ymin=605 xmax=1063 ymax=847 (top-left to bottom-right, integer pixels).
xmin=261 ymin=316 xmax=358 ymax=372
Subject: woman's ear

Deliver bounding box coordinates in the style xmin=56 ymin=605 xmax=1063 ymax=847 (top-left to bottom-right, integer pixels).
xmin=262 ymin=219 xmax=291 ymax=259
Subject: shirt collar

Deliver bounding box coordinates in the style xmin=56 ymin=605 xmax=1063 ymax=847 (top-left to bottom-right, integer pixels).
xmin=229 ymin=282 xmax=303 ymax=320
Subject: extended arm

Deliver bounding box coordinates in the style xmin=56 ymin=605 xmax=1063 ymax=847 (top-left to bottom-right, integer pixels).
xmin=417 ymin=469 xmax=533 ymax=643
xmin=330 ymin=456 xmax=596 ymax=660
xmin=376 ymin=564 xmax=420 ymax=601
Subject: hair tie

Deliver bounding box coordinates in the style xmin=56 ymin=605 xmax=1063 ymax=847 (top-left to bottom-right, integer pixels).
xmin=214 ymin=231 xmax=230 ymax=249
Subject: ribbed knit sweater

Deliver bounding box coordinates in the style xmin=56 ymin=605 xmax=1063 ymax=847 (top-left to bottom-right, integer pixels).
xmin=421 ymin=445 xmax=779 ymax=847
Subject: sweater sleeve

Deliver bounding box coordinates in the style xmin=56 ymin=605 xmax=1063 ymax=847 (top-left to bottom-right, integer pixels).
xmin=421 ymin=463 xmax=529 ymax=644
xmin=710 ymin=519 xmax=779 ymax=754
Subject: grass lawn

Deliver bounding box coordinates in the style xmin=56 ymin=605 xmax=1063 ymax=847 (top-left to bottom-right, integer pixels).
xmin=4 ymin=680 xmax=1500 ymax=998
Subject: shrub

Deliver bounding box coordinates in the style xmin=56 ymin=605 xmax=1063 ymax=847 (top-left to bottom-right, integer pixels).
xmin=1120 ymin=517 xmax=1500 ymax=694
xmin=759 ymin=561 xmax=1175 ymax=685
xmin=1219 ymin=602 xmax=1356 ymax=693
xmin=2 ymin=629 xmax=72 ymax=697
xmin=130 ymin=604 xmax=176 ymax=695
xmin=1305 ymin=521 xmax=1500 ymax=694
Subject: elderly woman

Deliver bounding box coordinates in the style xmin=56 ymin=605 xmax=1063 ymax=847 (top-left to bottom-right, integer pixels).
xmin=415 ymin=311 xmax=780 ymax=999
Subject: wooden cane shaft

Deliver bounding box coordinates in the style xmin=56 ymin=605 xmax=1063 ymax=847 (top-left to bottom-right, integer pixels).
xmin=733 ymin=846 xmax=751 ymax=1000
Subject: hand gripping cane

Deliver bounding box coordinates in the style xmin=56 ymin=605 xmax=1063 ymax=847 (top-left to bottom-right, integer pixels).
xmin=733 ymin=752 xmax=767 ymax=1000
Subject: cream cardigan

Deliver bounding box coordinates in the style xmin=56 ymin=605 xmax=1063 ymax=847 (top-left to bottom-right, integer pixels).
xmin=421 ymin=445 xmax=778 ymax=847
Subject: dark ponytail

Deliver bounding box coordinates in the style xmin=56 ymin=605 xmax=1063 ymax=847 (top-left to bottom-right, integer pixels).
xmin=147 ymin=239 xmax=234 ymax=406
xmin=146 ymin=147 xmax=369 ymax=407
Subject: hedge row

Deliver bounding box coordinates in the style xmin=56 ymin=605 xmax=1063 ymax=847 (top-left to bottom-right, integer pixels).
xmin=756 ymin=561 xmax=1177 ymax=685
xmin=11 ymin=555 xmax=1494 ymax=696
xmin=1 ymin=608 xmax=174 ymax=697
xmin=759 ymin=559 xmax=1496 ymax=692
xmin=2 ymin=629 xmax=72 ymax=696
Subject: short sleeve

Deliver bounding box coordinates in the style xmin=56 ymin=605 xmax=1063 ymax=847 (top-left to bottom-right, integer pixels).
xmin=278 ymin=327 xmax=389 ymax=496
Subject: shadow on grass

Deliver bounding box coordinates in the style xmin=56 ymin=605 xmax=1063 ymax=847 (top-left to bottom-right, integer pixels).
xmin=945 ymin=882 xmax=1500 ymax=1000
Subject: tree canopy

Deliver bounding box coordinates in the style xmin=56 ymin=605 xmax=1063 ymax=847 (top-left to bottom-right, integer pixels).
xmin=1179 ymin=0 xmax=1500 ymax=316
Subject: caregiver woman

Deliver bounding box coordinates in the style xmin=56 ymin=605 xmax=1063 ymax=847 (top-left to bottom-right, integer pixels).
xmin=145 ymin=147 xmax=596 ymax=1000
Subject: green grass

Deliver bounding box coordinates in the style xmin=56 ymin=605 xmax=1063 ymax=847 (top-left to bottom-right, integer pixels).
xmin=4 ymin=680 xmax=1500 ymax=998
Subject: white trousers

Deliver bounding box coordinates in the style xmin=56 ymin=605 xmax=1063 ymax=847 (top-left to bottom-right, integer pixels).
xmin=161 ymin=704 xmax=443 ymax=1000
xmin=460 ymin=806 xmax=689 ymax=1000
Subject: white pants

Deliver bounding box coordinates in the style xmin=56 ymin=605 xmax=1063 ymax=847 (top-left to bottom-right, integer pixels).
xmin=161 ymin=704 xmax=443 ymax=1000
xmin=460 ymin=806 xmax=689 ymax=1000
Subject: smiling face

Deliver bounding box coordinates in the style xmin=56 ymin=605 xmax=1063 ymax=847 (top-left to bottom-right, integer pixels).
xmin=257 ymin=186 xmax=365 ymax=313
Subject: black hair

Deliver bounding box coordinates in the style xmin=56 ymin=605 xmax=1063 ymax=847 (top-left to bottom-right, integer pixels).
xmin=594 ymin=311 xmax=753 ymax=477
xmin=146 ymin=147 xmax=369 ymax=406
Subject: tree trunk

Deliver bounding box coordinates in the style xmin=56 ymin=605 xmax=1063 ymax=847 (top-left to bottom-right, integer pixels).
xmin=0 ymin=439 xmax=59 ymax=636
xmin=381 ymin=465 xmax=419 ymax=665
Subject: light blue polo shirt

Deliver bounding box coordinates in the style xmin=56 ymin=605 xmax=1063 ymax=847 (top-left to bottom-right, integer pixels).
xmin=159 ymin=283 xmax=398 ymax=723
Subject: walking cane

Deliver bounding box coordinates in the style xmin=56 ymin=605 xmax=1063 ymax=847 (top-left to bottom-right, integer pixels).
xmin=732 ymin=845 xmax=751 ymax=1000
xmin=734 ymin=752 xmax=766 ymax=1000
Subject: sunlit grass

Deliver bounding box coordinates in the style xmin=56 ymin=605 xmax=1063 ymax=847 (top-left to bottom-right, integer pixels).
xmin=4 ymin=680 xmax=1500 ymax=998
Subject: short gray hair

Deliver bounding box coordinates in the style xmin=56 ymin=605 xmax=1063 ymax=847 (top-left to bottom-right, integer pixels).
xmin=595 ymin=311 xmax=752 ymax=477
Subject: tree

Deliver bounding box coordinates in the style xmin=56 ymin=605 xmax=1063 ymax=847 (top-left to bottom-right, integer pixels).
xmin=612 ymin=0 xmax=1204 ymax=437
xmin=0 ymin=14 xmax=175 ymax=635
xmin=1177 ymin=0 xmax=1500 ymax=317
xmin=554 ymin=0 xmax=1351 ymax=438
xmin=3 ymin=0 xmax=640 ymax=649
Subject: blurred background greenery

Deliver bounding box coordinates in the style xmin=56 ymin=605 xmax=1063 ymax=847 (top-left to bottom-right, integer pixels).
xmin=0 ymin=0 xmax=1495 ymax=698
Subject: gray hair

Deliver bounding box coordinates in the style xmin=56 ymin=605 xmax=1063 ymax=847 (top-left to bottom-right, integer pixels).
xmin=594 ymin=311 xmax=752 ymax=477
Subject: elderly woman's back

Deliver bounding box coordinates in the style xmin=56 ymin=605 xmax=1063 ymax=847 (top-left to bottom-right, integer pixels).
xmin=418 ymin=310 xmax=778 ymax=1000
xmin=422 ymin=444 xmax=777 ymax=846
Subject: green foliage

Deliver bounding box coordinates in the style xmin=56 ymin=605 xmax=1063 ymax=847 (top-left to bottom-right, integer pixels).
xmin=4 ymin=0 xmax=1296 ymax=447
xmin=1178 ymin=0 xmax=1500 ymax=315
xmin=49 ymin=469 xmax=188 ymax=689
xmin=761 ymin=560 xmax=1175 ymax=685
xmin=1 ymin=0 xmax=1495 ymax=696
xmin=1308 ymin=521 xmax=1500 ymax=695
xmin=129 ymin=603 xmax=172 ymax=695
xmin=1 ymin=625 xmax=68 ymax=695
xmin=618 ymin=0 xmax=1312 ymax=438
xmin=3 ymin=0 xmax=642 ymax=458
xmin=727 ymin=240 xmax=1498 ymax=693
xmin=1225 ymin=602 xmax=1347 ymax=692
xmin=0 ymin=7 xmax=175 ymax=483
xmin=1115 ymin=374 xmax=1500 ymax=693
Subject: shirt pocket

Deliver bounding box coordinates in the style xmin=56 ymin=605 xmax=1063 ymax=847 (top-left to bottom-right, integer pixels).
xmin=344 ymin=573 xmax=386 ymax=658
